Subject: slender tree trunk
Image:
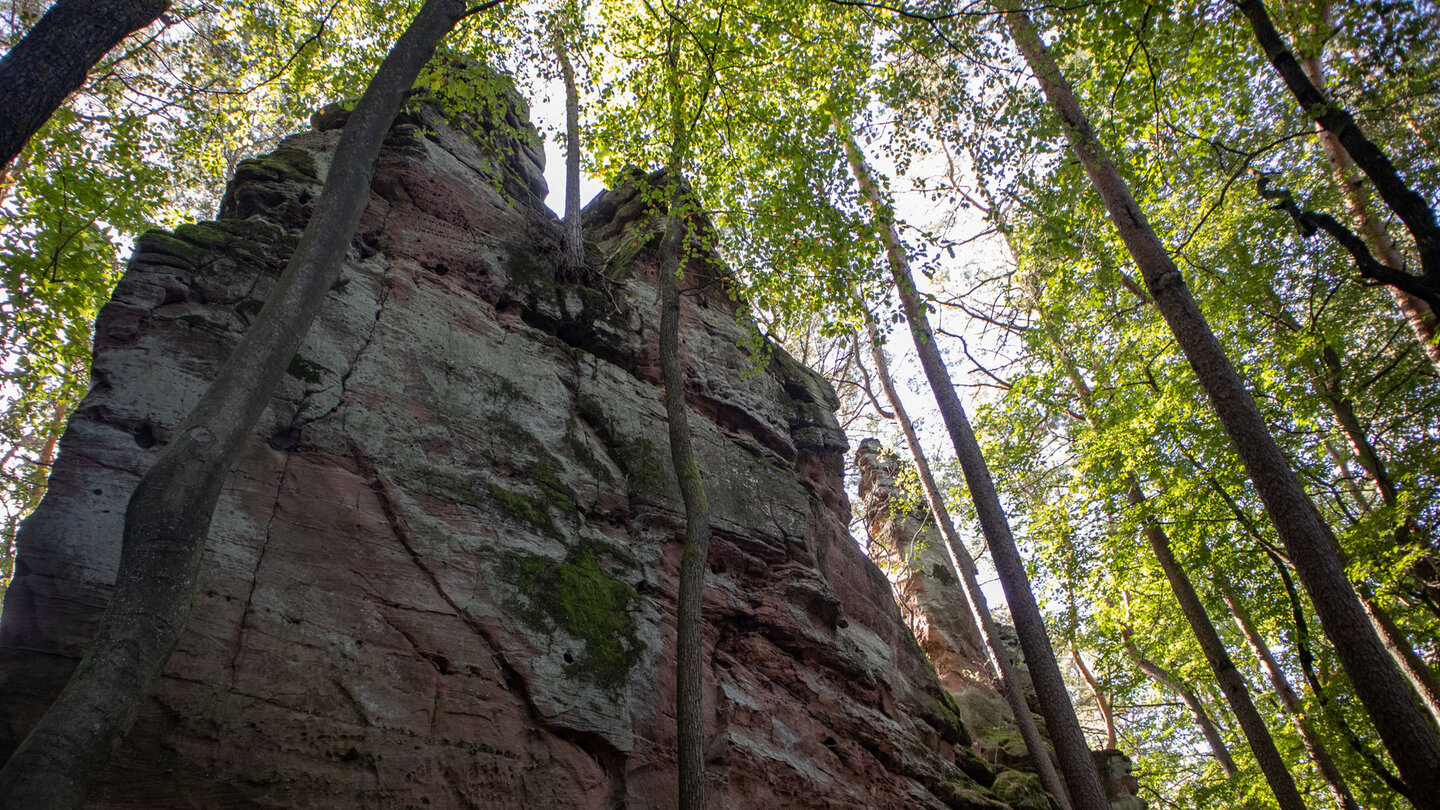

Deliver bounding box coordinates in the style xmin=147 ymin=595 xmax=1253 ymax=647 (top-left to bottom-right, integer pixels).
xmin=839 ymin=120 xmax=1111 ymax=810
xmin=1293 ymin=2 xmax=1440 ymax=371
xmin=1026 ymin=278 xmax=1304 ymax=806
xmin=1355 ymin=584 xmax=1440 ymax=729
xmin=0 ymin=0 xmax=170 ymax=171
xmin=1215 ymin=574 xmax=1358 ymax=810
xmin=660 ymin=15 xmax=718 ymax=806
xmin=995 ymin=5 xmax=1440 ymax=799
xmin=1128 ymin=482 xmax=1302 ymax=802
xmin=1121 ymin=630 xmax=1239 ymax=779
xmin=553 ymin=16 xmax=584 ymax=276
xmin=1238 ymin=0 xmax=1440 ymax=282
xmin=1071 ymin=648 xmax=1115 ymax=751
xmin=1207 ymin=472 xmax=1414 ymax=797
xmin=0 ymin=2 xmax=482 ymax=806
xmin=660 ymin=209 xmax=712 ymax=810
xmin=862 ymin=321 xmax=1072 ymax=810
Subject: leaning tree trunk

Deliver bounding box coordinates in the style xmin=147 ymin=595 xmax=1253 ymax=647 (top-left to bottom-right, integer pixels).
xmin=1215 ymin=574 xmax=1359 ymax=810
xmin=1070 ymin=648 xmax=1115 ymax=751
xmin=0 ymin=0 xmax=170 ymax=171
xmin=862 ymin=320 xmax=1072 ymax=810
xmin=1027 ymin=272 xmax=1303 ymax=805
xmin=1120 ymin=630 xmax=1239 ymax=779
xmin=0 ymin=2 xmax=482 ymax=807
xmin=1127 ymin=496 xmax=1302 ymax=803
xmin=995 ymin=4 xmax=1440 ymax=800
xmin=1298 ymin=44 xmax=1440 ymax=372
xmin=839 ymin=121 xmax=1111 ymax=810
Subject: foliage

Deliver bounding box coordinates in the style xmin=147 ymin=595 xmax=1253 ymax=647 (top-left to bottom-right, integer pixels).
xmin=3 ymin=0 xmax=1440 ymax=804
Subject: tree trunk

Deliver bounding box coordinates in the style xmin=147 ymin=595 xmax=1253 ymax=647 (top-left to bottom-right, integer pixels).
xmin=839 ymin=120 xmax=1111 ymax=810
xmin=660 ymin=208 xmax=713 ymax=810
xmin=1215 ymin=574 xmax=1358 ymax=810
xmin=995 ymin=5 xmax=1440 ymax=799
xmin=1071 ymin=648 xmax=1115 ymax=751
xmin=0 ymin=0 xmax=170 ymax=171
xmin=1293 ymin=3 xmax=1440 ymax=371
xmin=660 ymin=13 xmax=718 ymax=804
xmin=1238 ymin=0 xmax=1440 ymax=282
xmin=862 ymin=320 xmax=1072 ymax=810
xmin=553 ymin=16 xmax=584 ymax=276
xmin=0 ymin=2 xmax=479 ymax=806
xmin=1121 ymin=632 xmax=1239 ymax=779
xmin=1026 ymin=276 xmax=1304 ymax=806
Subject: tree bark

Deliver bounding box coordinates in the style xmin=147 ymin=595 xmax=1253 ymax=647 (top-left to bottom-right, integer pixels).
xmin=1215 ymin=574 xmax=1358 ymax=810
xmin=1238 ymin=0 xmax=1440 ymax=283
xmin=862 ymin=321 xmax=1072 ymax=810
xmin=660 ymin=13 xmax=718 ymax=805
xmin=1292 ymin=4 xmax=1440 ymax=371
xmin=839 ymin=121 xmax=1111 ymax=810
xmin=995 ymin=4 xmax=1440 ymax=800
xmin=1121 ymin=631 xmax=1239 ymax=779
xmin=660 ymin=209 xmax=713 ymax=810
xmin=553 ymin=14 xmax=584 ymax=276
xmin=1026 ymin=276 xmax=1303 ymax=805
xmin=1071 ymin=648 xmax=1115 ymax=751
xmin=0 ymin=0 xmax=170 ymax=171
xmin=0 ymin=2 xmax=479 ymax=806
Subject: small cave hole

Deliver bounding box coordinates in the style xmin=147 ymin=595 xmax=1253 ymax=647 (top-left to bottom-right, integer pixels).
xmin=563 ymin=651 xmax=575 ymax=664
xmin=133 ymin=422 xmax=158 ymax=449
xmin=822 ymin=737 xmax=838 ymax=754
xmin=267 ymin=428 xmax=301 ymax=452
xmin=432 ymin=262 xmax=450 ymax=276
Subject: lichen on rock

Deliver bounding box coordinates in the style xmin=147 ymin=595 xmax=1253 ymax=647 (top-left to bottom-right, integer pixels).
xmin=0 ymin=66 xmax=1039 ymax=809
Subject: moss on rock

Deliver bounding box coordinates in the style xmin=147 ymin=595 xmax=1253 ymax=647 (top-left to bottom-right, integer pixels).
xmin=489 ymin=484 xmax=560 ymax=538
xmin=502 ymin=543 xmax=644 ymax=692
xmin=989 ymin=769 xmax=1048 ymax=810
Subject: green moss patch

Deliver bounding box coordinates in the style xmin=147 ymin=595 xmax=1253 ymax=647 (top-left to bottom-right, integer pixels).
xmin=489 ymin=484 xmax=560 ymax=538
xmin=615 ymin=437 xmax=666 ymax=495
xmin=502 ymin=543 xmax=644 ymax=692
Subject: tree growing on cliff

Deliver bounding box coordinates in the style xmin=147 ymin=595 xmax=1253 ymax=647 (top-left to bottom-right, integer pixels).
xmin=0 ymin=2 xmax=502 ymax=806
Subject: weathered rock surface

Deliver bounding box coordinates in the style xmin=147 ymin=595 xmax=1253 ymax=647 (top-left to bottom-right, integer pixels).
xmin=856 ymin=440 xmax=1054 ymax=797
xmin=0 ymin=80 xmax=1023 ymax=807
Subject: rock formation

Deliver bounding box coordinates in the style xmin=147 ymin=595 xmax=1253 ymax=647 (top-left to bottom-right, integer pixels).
xmin=0 ymin=76 xmax=1032 ymax=807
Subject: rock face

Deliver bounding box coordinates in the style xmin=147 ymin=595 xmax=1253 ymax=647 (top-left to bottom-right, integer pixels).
xmin=0 ymin=79 xmax=1024 ymax=807
xmin=854 ymin=438 xmax=986 ymax=691
xmin=855 ymin=439 xmax=1050 ymax=807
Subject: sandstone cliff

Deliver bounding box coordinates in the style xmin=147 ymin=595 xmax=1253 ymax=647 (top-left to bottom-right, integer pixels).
xmin=0 ymin=80 xmax=1030 ymax=807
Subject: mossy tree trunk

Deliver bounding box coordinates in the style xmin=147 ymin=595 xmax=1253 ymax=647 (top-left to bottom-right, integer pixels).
xmin=0 ymin=2 xmax=492 ymax=806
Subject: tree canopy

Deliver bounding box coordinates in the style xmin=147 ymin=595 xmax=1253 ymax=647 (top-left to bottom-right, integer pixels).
xmin=3 ymin=0 xmax=1439 ymax=806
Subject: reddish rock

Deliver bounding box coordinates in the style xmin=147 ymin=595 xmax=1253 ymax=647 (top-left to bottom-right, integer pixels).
xmin=0 ymin=75 xmax=1017 ymax=808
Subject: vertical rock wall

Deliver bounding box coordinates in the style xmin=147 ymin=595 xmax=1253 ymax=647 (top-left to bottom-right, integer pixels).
xmin=0 ymin=79 xmax=1027 ymax=808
